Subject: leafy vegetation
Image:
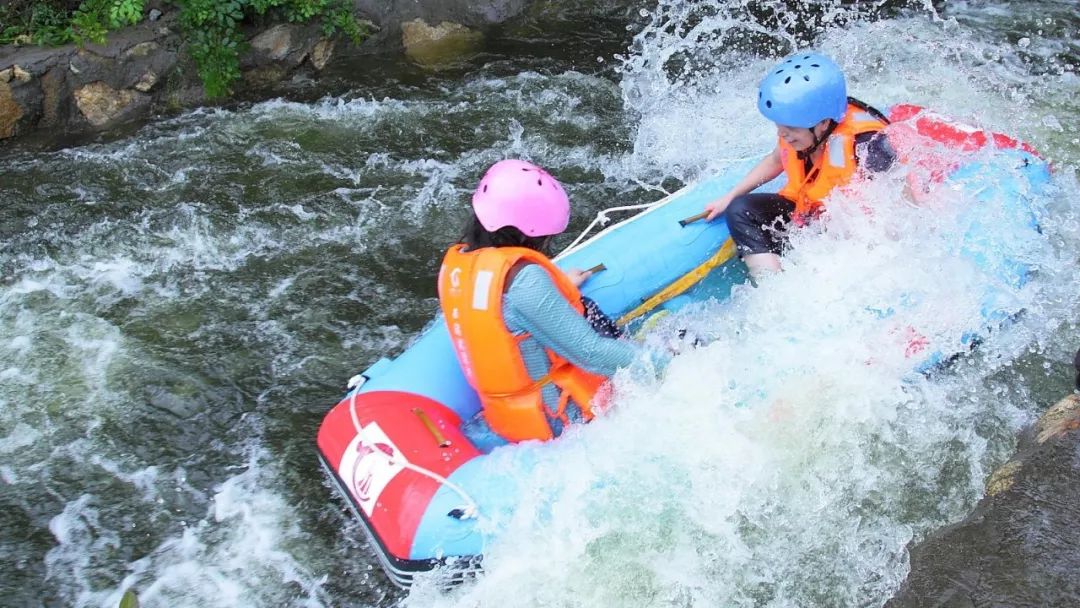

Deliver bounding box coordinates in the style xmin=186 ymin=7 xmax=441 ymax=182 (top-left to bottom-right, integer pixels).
xmin=0 ymin=0 xmax=371 ymax=98
xmin=173 ymin=0 xmax=371 ymax=98
xmin=0 ymin=0 xmax=143 ymax=45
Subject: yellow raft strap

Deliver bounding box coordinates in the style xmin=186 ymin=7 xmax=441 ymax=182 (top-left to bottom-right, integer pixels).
xmin=617 ymin=238 xmax=737 ymax=326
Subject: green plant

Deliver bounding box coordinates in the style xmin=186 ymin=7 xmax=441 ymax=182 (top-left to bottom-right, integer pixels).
xmin=70 ymin=0 xmax=109 ymax=44
xmin=1 ymin=0 xmax=371 ymax=100
xmin=170 ymin=0 xmax=370 ymax=98
xmin=108 ymin=0 xmax=145 ymax=28
xmin=0 ymin=1 xmax=146 ymax=46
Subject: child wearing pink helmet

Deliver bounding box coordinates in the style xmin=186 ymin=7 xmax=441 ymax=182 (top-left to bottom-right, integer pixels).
xmin=437 ymin=160 xmax=659 ymax=442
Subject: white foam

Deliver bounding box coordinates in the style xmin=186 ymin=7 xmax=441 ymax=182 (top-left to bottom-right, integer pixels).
xmin=405 ymin=3 xmax=1080 ymax=606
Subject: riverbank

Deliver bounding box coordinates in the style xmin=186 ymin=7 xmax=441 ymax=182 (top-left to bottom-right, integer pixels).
xmin=0 ymin=0 xmax=539 ymax=147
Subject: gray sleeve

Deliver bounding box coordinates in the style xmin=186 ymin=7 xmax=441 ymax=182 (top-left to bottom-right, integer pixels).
xmin=504 ymin=265 xmax=642 ymax=376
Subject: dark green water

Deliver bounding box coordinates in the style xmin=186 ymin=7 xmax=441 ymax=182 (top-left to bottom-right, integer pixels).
xmin=1 ymin=1 xmax=1078 ymax=607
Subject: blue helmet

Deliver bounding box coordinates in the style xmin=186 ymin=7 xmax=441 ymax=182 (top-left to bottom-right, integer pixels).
xmin=757 ymin=52 xmax=847 ymax=128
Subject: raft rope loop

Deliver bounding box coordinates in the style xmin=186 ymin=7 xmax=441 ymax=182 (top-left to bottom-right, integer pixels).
xmin=346 ymin=389 xmax=480 ymax=520
xmin=560 ymin=159 xmax=764 ymax=255
xmin=561 ymin=201 xmax=661 ymax=254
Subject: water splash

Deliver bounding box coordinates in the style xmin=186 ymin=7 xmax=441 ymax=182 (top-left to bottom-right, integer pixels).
xmin=403 ymin=2 xmax=1080 ymax=607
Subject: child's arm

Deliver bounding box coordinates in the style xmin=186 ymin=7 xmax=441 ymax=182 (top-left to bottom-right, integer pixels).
xmin=704 ymin=146 xmax=785 ymax=221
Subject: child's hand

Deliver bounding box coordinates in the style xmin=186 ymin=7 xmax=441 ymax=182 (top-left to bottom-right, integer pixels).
xmin=566 ymin=268 xmax=593 ymax=287
xmin=704 ymin=193 xmax=735 ymax=221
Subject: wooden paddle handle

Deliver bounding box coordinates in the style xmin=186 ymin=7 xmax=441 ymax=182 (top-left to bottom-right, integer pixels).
xmin=586 ymin=263 xmax=607 ymax=274
xmin=678 ymin=211 xmax=709 ymax=227
xmin=413 ymin=408 xmax=451 ymax=448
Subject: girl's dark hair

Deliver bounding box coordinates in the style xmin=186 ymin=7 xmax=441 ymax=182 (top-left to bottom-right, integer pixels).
xmin=461 ymin=215 xmax=552 ymax=254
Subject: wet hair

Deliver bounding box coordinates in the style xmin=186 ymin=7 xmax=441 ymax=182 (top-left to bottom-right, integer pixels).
xmin=460 ymin=215 xmax=552 ymax=254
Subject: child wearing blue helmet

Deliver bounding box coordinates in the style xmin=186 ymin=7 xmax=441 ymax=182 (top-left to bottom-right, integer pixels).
xmin=703 ymin=52 xmax=895 ymax=279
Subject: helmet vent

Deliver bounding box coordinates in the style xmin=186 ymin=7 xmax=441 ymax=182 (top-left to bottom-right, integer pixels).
xmin=795 ymin=64 xmax=801 ymax=69
xmin=803 ymin=75 xmax=810 ymax=81
xmin=784 ymin=77 xmax=791 ymax=84
xmin=811 ymin=63 xmax=820 ymax=68
xmin=483 ymin=185 xmax=488 ymax=192
xmin=537 ymin=179 xmax=543 ymax=186
xmin=766 ymin=100 xmax=773 ymax=108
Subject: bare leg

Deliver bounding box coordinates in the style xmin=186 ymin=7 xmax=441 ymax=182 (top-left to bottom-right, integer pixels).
xmin=744 ymin=252 xmax=782 ymax=282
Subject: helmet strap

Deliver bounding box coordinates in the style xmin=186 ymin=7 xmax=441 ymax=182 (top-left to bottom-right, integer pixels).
xmin=798 ymin=119 xmax=839 ymax=163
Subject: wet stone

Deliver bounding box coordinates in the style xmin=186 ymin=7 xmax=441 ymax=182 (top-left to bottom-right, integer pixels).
xmin=309 ymin=38 xmax=335 ymax=71
xmin=401 ymin=19 xmax=483 ymax=67
xmin=74 ymin=81 xmax=147 ymax=127
xmin=887 ymin=393 xmax=1080 ymax=607
xmin=0 ymin=81 xmax=24 ymax=137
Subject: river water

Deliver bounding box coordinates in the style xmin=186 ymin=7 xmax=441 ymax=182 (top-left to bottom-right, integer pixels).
xmin=1 ymin=1 xmax=1078 ymax=607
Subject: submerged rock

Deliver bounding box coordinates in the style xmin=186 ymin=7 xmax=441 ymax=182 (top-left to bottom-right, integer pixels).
xmin=401 ymin=19 xmax=484 ymax=67
xmin=887 ymin=393 xmax=1080 ymax=608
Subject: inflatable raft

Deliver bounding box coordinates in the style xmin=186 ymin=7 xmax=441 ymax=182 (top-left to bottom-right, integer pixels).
xmin=315 ymin=106 xmax=1050 ymax=587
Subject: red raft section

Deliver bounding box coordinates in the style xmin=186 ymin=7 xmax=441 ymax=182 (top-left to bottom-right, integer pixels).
xmin=316 ymin=390 xmax=481 ymax=583
xmin=886 ymin=104 xmax=1043 ymax=192
xmin=887 ymin=104 xmax=1040 ymax=155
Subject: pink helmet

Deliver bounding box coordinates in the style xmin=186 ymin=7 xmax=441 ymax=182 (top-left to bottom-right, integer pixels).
xmin=471 ymin=159 xmax=570 ymax=237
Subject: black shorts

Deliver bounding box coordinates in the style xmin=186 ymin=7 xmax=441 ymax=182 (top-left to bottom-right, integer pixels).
xmin=581 ymin=296 xmax=623 ymax=338
xmin=724 ymin=193 xmax=796 ymax=256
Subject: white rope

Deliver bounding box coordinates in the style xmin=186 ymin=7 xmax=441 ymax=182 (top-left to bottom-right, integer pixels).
xmin=561 ymin=201 xmax=662 ymax=253
xmin=560 ymin=158 xmax=763 ymax=255
xmin=347 ymin=389 xmax=480 ymax=519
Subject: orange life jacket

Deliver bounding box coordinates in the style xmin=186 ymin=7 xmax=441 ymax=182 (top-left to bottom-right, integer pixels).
xmin=778 ymin=102 xmax=889 ymax=217
xmin=437 ymin=244 xmax=607 ymax=442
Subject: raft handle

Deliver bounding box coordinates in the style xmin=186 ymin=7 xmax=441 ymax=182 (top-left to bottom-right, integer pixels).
xmin=678 ymin=211 xmax=709 ymax=227
xmin=413 ymin=408 xmax=451 ymax=448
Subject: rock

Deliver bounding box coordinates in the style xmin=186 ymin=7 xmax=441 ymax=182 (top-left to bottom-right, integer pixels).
xmin=984 ymin=459 xmax=1020 ymax=496
xmin=401 ymin=19 xmax=483 ymax=67
xmin=74 ymin=82 xmax=146 ymax=127
xmin=1074 ymin=346 xmax=1080 ymax=390
xmin=40 ymin=68 xmax=64 ymax=126
xmin=124 ymin=42 xmax=159 ymax=59
xmin=309 ymin=38 xmax=335 ymax=71
xmin=250 ymin=25 xmax=295 ymax=62
xmin=134 ymin=71 xmax=158 ymax=93
xmin=3 ymin=65 xmax=33 ymax=84
xmin=242 ymin=65 xmax=288 ymax=89
xmin=886 ymin=392 xmax=1080 ymax=607
xmin=354 ymin=0 xmax=528 ymax=29
xmin=1034 ymin=393 xmax=1080 ymax=444
xmin=149 ymin=8 xmax=163 ymax=21
xmin=0 ymin=81 xmax=25 ymax=138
